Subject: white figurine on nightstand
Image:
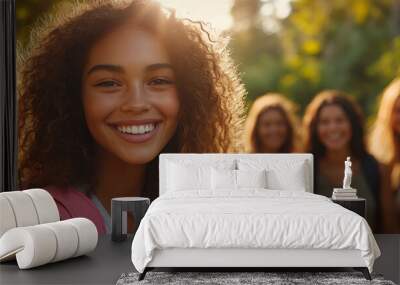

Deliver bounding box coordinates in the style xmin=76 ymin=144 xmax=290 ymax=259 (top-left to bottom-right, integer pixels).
xmin=332 ymin=157 xmax=358 ymax=199
xmin=343 ymin=156 xmax=352 ymax=189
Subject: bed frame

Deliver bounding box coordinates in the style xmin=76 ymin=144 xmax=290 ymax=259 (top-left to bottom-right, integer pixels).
xmin=138 ymin=154 xmax=372 ymax=281
xmin=139 ymin=248 xmax=370 ymax=280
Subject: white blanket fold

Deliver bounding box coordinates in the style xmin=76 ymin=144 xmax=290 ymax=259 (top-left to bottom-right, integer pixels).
xmin=131 ymin=190 xmax=380 ymax=273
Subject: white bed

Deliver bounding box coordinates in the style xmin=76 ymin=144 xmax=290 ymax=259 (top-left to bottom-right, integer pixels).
xmin=131 ymin=154 xmax=380 ymax=280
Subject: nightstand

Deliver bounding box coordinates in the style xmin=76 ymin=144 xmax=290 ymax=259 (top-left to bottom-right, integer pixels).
xmin=331 ymin=197 xmax=366 ymax=218
xmin=111 ymin=197 xmax=150 ymax=242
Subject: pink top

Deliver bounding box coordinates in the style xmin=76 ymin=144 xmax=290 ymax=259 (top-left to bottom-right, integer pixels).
xmin=45 ymin=186 xmax=107 ymax=234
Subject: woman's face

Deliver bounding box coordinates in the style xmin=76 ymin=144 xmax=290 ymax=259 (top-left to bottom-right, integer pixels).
xmin=392 ymin=96 xmax=400 ymax=136
xmin=256 ymin=108 xmax=288 ymax=152
xmin=82 ymin=26 xmax=179 ymax=165
xmin=317 ymin=104 xmax=352 ymax=152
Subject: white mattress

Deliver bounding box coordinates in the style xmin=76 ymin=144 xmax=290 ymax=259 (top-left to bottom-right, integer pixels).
xmin=131 ymin=190 xmax=380 ymax=273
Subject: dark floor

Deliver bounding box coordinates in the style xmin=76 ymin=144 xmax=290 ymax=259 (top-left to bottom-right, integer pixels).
xmin=0 ymin=235 xmax=399 ymax=284
xmin=374 ymin=235 xmax=400 ymax=284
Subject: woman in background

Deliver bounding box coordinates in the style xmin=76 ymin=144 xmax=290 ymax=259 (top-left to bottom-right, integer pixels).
xmin=244 ymin=93 xmax=302 ymax=153
xmin=18 ymin=0 xmax=245 ymax=233
xmin=369 ymin=78 xmax=400 ymax=232
xmin=303 ymin=90 xmax=381 ymax=231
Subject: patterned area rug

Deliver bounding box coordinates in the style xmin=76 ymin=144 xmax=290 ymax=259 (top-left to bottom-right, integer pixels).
xmin=116 ymin=271 xmax=396 ymax=285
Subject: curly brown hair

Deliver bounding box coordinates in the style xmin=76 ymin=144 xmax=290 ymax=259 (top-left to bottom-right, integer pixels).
xmin=18 ymin=0 xmax=245 ymax=195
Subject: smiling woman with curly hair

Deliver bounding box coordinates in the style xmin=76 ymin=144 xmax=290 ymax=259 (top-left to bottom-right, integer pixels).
xmin=18 ymin=0 xmax=245 ymax=233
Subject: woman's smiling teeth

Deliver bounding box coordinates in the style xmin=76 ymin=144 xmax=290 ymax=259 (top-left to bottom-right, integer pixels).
xmin=117 ymin=124 xmax=155 ymax=135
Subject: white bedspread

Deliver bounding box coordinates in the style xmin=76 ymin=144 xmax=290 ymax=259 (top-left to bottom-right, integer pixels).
xmin=131 ymin=190 xmax=380 ymax=273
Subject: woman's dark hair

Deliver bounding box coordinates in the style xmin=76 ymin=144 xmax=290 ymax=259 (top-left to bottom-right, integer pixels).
xmin=18 ymin=0 xmax=245 ymax=198
xmin=303 ymin=90 xmax=367 ymax=159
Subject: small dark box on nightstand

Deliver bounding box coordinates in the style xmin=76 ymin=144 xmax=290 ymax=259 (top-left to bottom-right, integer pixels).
xmin=331 ymin=198 xmax=366 ymax=218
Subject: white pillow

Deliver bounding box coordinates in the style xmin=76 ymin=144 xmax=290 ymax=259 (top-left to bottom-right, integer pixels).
xmin=211 ymin=168 xmax=267 ymax=190
xmin=236 ymin=169 xmax=267 ymax=189
xmin=267 ymin=168 xmax=306 ymax=191
xmin=167 ymin=162 xmax=211 ymax=191
xmin=238 ymin=159 xmax=307 ymax=191
xmin=211 ymin=168 xmax=236 ymax=190
xmin=166 ymin=159 xmax=236 ymax=192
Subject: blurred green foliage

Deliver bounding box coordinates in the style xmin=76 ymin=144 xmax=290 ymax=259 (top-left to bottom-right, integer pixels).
xmin=16 ymin=0 xmax=58 ymax=47
xmin=16 ymin=0 xmax=400 ymax=119
xmin=229 ymin=0 xmax=400 ymax=118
